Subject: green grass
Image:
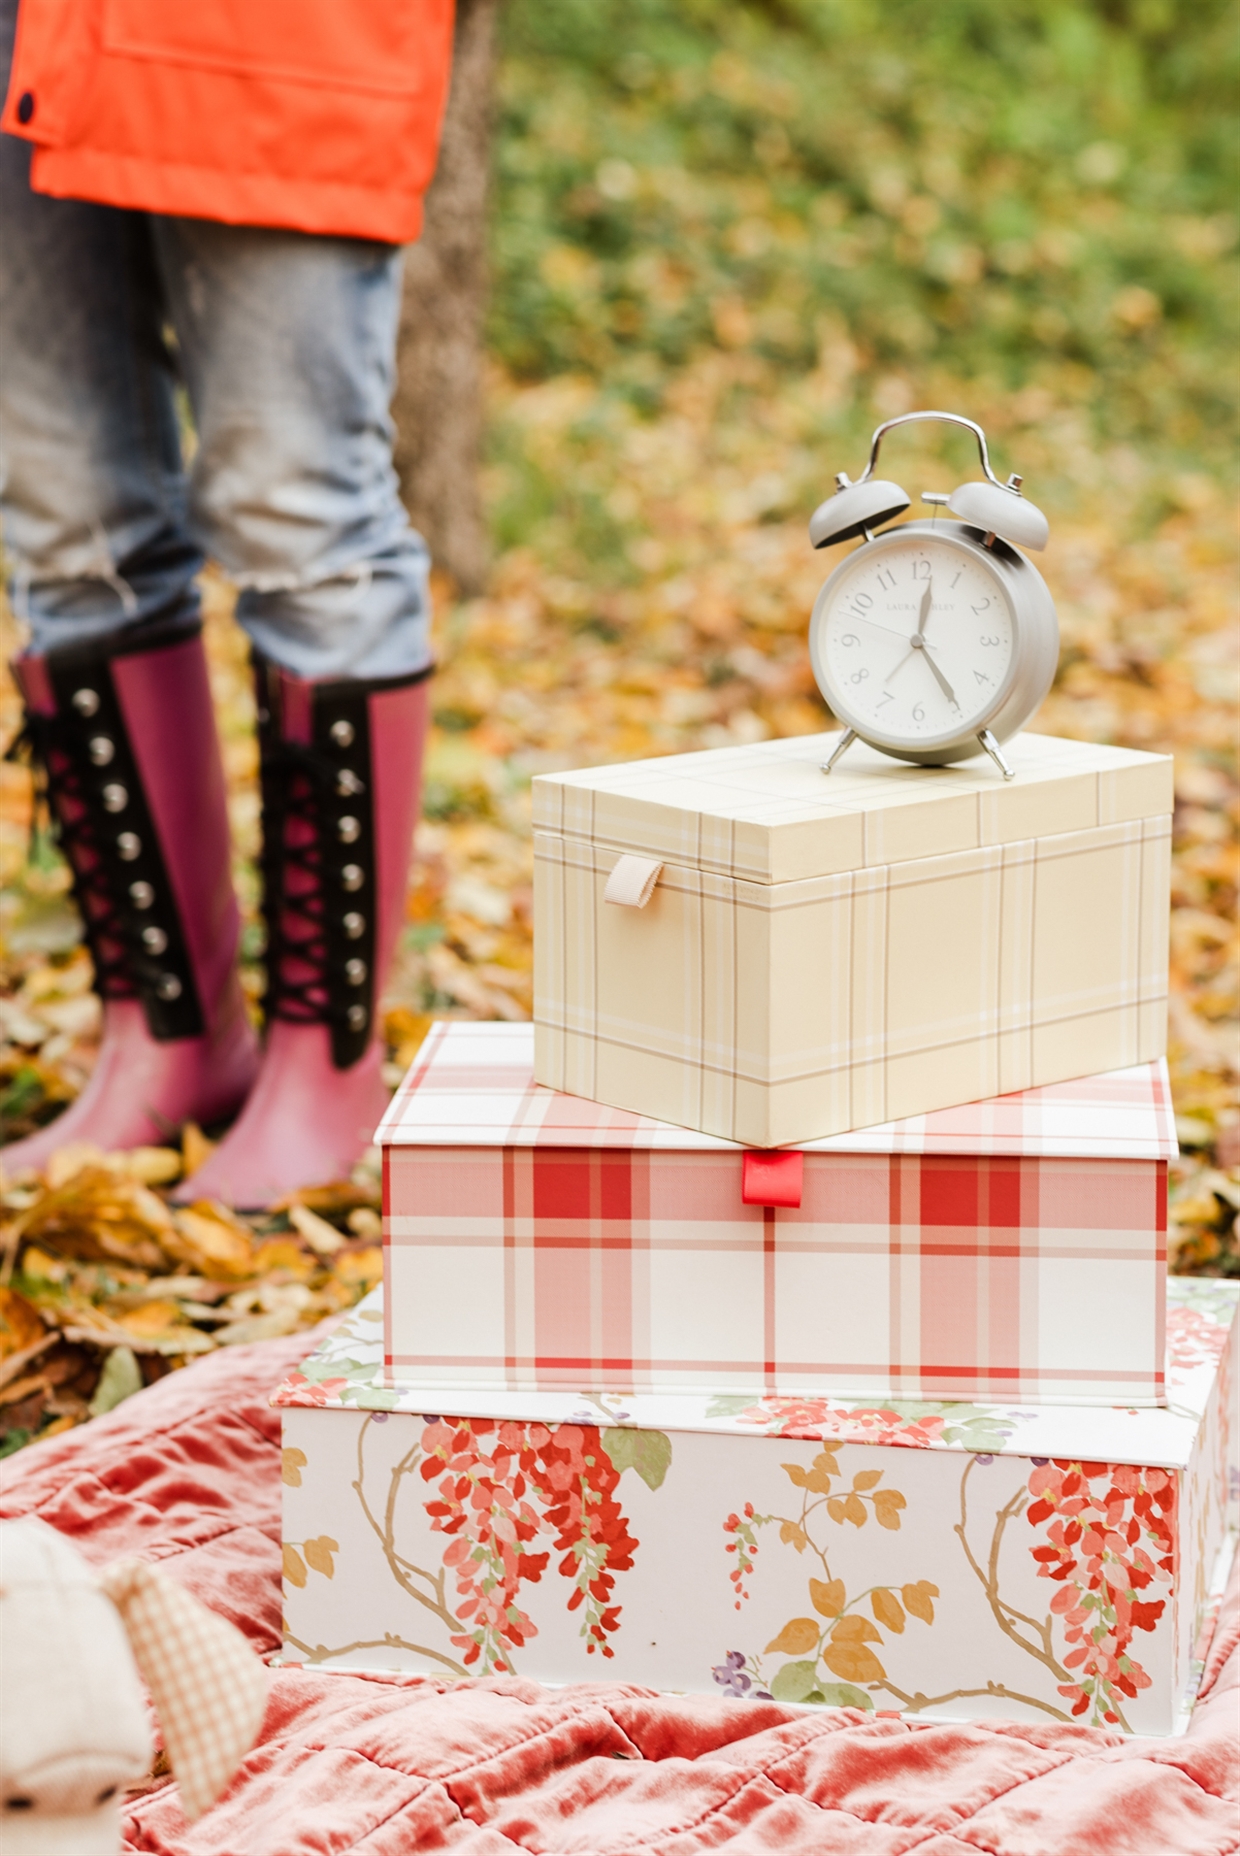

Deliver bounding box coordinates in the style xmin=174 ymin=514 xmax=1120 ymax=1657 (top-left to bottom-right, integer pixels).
xmin=490 ymin=0 xmax=1237 ymax=537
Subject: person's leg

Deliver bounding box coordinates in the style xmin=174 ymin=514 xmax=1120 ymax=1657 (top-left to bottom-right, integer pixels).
xmin=151 ymin=220 xmax=432 ymax=1205
xmin=0 ymin=1 xmax=258 ymax=1173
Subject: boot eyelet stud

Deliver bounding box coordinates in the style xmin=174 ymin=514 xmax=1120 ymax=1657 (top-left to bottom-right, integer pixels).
xmin=102 ymin=783 xmax=128 ymax=812
xmin=347 ymin=1004 xmax=367 ymax=1032
xmin=89 ymin=736 xmax=115 ymax=765
xmin=344 ymin=957 xmax=368 ymax=985
xmin=337 ymin=815 xmax=360 ymax=844
xmin=141 ymin=925 xmax=168 ymax=954
xmin=72 ymin=688 xmax=101 ymax=716
xmin=343 ymin=911 xmax=365 ymax=939
xmin=341 ymin=863 xmax=364 ymax=891
xmin=117 ymin=832 xmax=142 ymax=860
xmin=130 ymin=880 xmax=155 ymax=908
xmin=155 ymin=974 xmax=183 ymax=1001
xmin=330 ymin=719 xmax=355 ymax=748
xmin=336 ymin=768 xmax=364 ymax=796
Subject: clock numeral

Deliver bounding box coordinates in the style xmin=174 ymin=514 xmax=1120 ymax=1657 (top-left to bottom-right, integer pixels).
xmin=875 ymin=569 xmax=896 ymax=591
xmin=979 ymin=635 xmax=1001 ymax=646
xmin=875 ymin=692 xmax=893 ymax=709
xmin=912 ymin=702 xmax=925 ymax=722
xmin=974 ymin=669 xmax=991 ymax=685
xmin=839 ymin=632 xmax=860 ymax=647
xmin=950 ymin=570 xmax=964 ymax=588
xmin=850 ymin=668 xmax=870 ymax=684
xmin=911 ymin=559 xmax=931 ymax=581
xmin=971 ymin=599 xmax=991 ymax=614
xmin=852 ymin=591 xmax=873 ymax=610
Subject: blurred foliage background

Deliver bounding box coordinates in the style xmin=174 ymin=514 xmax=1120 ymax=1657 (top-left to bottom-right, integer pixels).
xmin=1 ymin=0 xmax=1237 ymax=1447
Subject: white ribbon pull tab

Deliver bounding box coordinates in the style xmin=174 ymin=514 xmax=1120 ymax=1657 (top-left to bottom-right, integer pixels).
xmin=603 ymin=854 xmax=663 ymax=909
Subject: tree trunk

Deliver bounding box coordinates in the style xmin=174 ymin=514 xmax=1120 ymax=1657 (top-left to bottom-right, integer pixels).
xmin=393 ymin=0 xmax=498 ymax=598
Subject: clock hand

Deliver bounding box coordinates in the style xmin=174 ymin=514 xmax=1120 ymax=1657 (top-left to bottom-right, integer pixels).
xmin=920 ymin=647 xmax=959 ymax=707
xmin=916 ymin=581 xmax=933 ymax=637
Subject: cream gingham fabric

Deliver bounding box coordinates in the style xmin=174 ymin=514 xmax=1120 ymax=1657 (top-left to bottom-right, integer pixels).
xmin=96 ymin=1560 xmax=267 ymax=1822
xmin=531 ymin=731 xmax=1172 ymax=1146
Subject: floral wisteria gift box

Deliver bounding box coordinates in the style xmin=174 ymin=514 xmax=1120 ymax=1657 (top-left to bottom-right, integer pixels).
xmin=377 ymin=1022 xmax=1174 ymax=1406
xmin=275 ymin=1277 xmax=1237 ymax=1737
xmin=533 ymin=731 xmax=1171 ymax=1146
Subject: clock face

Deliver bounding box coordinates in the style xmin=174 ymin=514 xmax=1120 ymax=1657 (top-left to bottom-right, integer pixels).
xmin=811 ymin=533 xmax=1016 ymax=746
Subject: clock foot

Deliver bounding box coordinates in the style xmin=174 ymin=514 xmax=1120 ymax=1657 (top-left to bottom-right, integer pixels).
xmin=977 ymin=729 xmax=1015 ymax=780
xmin=821 ymin=728 xmax=858 ymax=775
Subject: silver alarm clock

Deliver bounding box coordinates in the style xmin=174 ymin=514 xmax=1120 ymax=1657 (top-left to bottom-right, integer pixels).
xmin=807 ymin=411 xmax=1059 ymax=780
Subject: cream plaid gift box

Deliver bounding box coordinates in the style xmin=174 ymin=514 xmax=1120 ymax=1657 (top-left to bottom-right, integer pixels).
xmin=533 ymin=730 xmax=1172 ymax=1147
xmin=378 ymin=1022 xmax=1174 ymax=1406
xmin=276 ymin=1278 xmax=1238 ymax=1737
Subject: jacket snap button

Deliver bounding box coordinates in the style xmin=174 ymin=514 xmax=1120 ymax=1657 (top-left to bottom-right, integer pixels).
xmin=16 ymin=92 xmax=35 ymax=125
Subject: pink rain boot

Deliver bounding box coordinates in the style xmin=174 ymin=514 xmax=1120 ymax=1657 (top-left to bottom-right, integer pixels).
xmin=176 ymin=660 xmax=429 ymax=1208
xmin=3 ymin=623 xmax=259 ymax=1175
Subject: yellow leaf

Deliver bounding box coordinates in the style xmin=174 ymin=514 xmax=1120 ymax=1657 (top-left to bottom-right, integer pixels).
xmin=289 ymin=1204 xmax=346 ymax=1257
xmin=119 ymin=1298 xmax=186 ymax=1338
xmin=0 ymin=1287 xmax=46 ymax=1358
xmin=252 ymin=1238 xmax=314 ymax=1281
xmin=852 ymin=1469 xmax=882 ymax=1491
xmin=122 ymin=1147 xmax=182 ymax=1186
xmin=823 ymin=1640 xmax=886 ymax=1685
xmin=181 ymin=1122 xmax=217 ymax=1178
xmin=872 ymin=1489 xmax=907 ymax=1530
xmin=779 ymin=1521 xmax=808 ymax=1552
xmin=303 ymin=1535 xmax=339 ymax=1578
xmin=333 ymin=1246 xmax=383 ymax=1290
xmin=44 ymin=1144 xmax=109 ymax=1189
xmin=871 ymin=1588 xmax=905 ymax=1633
xmin=172 ymin=1204 xmax=254 ymax=1280
xmin=346 ymin=1207 xmax=382 ymax=1238
xmin=809 ymin=1577 xmax=845 ymax=1618
xmin=781 ymin=1461 xmax=832 ymax=1495
xmin=282 ymin=1446 xmax=307 ymax=1488
xmin=764 ymin=1617 xmax=821 ymax=1656
xmin=902 ymin=1581 xmax=939 ymax=1624
xmin=842 ymin=1493 xmax=867 ymax=1527
xmin=811 ymin=1450 xmax=840 ymax=1474
xmin=827 ymin=1498 xmax=846 ymax=1523
xmin=282 ymin=1545 xmax=307 ymax=1588
xmin=830 ymin=1614 xmax=882 ymax=1645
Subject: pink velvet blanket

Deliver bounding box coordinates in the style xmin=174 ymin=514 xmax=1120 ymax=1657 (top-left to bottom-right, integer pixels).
xmin=3 ymin=1333 xmax=1237 ymax=1855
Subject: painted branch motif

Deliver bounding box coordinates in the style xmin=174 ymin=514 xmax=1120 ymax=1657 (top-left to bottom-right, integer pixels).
xmin=280 ymin=1415 xmax=664 ymax=1674
xmin=716 ymin=1448 xmax=1177 ymax=1730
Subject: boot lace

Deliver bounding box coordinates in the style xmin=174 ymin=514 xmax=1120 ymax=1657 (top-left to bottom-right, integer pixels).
xmin=5 ymin=716 xmax=136 ymax=997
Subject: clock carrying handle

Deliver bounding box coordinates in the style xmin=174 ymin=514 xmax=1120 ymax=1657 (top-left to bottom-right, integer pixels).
xmin=856 ymin=411 xmax=1007 ymax=489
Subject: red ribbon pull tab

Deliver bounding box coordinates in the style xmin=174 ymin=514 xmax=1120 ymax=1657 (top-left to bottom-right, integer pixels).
xmin=741 ymin=1150 xmax=804 ymax=1208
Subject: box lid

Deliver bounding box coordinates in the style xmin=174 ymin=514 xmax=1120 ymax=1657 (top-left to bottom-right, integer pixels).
xmin=377 ymin=1021 xmax=1177 ymax=1161
xmin=532 ymin=730 xmax=1173 ymax=884
xmin=271 ymin=1279 xmax=1238 ymax=1472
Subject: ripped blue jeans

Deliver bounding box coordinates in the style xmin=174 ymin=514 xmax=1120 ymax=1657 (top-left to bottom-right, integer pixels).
xmin=0 ymin=6 xmax=431 ymax=681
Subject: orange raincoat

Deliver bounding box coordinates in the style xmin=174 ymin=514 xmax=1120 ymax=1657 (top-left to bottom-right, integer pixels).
xmin=1 ymin=0 xmax=455 ymax=243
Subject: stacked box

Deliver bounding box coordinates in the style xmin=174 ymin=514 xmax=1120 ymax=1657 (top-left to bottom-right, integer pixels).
xmin=378 ymin=1022 xmax=1173 ymax=1406
xmin=278 ymin=726 xmax=1229 ymax=1735
xmin=533 ymin=730 xmax=1172 ymax=1147
xmin=277 ymin=1277 xmax=1238 ymax=1736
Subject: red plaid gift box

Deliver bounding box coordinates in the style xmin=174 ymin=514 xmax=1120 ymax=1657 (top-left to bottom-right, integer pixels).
xmin=378 ymin=1023 xmax=1174 ymax=1406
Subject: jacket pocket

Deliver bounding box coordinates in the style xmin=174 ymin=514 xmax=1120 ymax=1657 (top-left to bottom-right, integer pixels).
xmin=101 ymin=0 xmax=449 ymax=99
